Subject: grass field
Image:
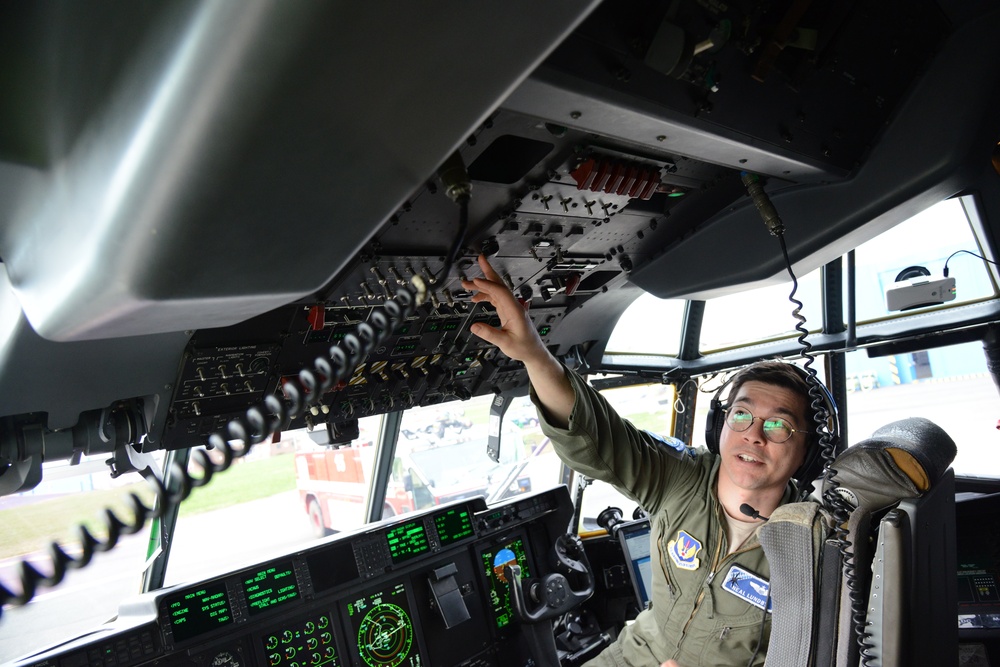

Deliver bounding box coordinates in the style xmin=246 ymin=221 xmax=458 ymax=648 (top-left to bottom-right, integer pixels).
xmin=0 ymin=453 xmax=297 ymax=561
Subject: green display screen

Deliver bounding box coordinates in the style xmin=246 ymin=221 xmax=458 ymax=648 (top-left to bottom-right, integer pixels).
xmin=434 ymin=508 xmax=473 ymax=546
xmin=165 ymin=581 xmax=232 ymax=643
xmin=386 ymin=521 xmax=429 ymax=564
xmin=346 ymin=581 xmax=421 ymax=667
xmin=480 ymin=534 xmax=531 ymax=630
xmin=391 ymin=336 xmax=420 ymax=357
xmin=243 ymin=561 xmax=300 ymax=615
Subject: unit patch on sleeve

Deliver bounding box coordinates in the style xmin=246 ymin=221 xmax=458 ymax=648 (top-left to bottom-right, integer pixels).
xmin=667 ymin=530 xmax=702 ymax=571
xmin=721 ymin=564 xmax=772 ymax=612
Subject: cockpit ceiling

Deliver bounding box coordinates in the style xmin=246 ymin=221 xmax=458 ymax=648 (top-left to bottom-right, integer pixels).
xmin=0 ymin=1 xmax=600 ymax=341
xmin=0 ymin=1 xmax=997 ymax=437
xmin=3 ymin=0 xmax=999 ymax=341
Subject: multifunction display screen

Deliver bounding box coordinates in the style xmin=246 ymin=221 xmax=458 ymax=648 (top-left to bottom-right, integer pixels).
xmin=479 ymin=533 xmax=532 ymax=630
xmin=385 ymin=520 xmax=429 ymax=565
xmin=164 ymin=581 xmax=233 ymax=643
xmin=434 ymin=507 xmax=473 ymax=546
xmin=619 ymin=521 xmax=653 ymax=608
xmin=242 ymin=560 xmax=300 ymax=615
xmin=345 ymin=581 xmax=423 ymax=667
xmin=308 ymin=541 xmax=360 ymax=593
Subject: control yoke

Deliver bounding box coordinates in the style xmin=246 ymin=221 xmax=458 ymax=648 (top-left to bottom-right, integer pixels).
xmin=505 ymin=533 xmax=594 ymax=622
xmin=504 ymin=534 xmax=594 ymax=667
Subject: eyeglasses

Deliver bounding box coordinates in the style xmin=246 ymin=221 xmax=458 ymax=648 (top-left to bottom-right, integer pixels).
xmin=725 ymin=407 xmax=806 ymax=444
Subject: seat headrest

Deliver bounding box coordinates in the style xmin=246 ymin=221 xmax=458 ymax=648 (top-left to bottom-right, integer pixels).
xmin=824 ymin=417 xmax=957 ymax=513
xmin=866 ymin=417 xmax=957 ymax=485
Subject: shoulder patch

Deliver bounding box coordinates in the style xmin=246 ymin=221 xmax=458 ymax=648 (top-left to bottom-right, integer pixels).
xmin=645 ymin=431 xmax=695 ymax=459
xmin=721 ymin=565 xmax=772 ymax=612
xmin=667 ymin=530 xmax=702 ymax=570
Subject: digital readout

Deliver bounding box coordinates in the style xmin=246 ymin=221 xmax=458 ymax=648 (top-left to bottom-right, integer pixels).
xmin=165 ymin=581 xmax=232 ymax=643
xmin=243 ymin=561 xmax=300 ymax=615
xmin=435 ymin=508 xmax=474 ymax=546
xmin=385 ymin=521 xmax=429 ymax=564
xmin=481 ymin=535 xmax=531 ymax=630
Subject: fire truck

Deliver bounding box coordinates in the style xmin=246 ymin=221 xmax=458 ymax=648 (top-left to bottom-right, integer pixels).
xmin=295 ymin=428 xmax=531 ymax=537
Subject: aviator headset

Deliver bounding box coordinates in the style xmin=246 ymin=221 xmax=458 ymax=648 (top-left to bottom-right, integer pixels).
xmin=704 ymin=363 xmax=840 ymax=489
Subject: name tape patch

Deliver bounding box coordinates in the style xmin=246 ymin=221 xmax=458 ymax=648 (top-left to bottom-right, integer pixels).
xmin=721 ymin=564 xmax=772 ymax=612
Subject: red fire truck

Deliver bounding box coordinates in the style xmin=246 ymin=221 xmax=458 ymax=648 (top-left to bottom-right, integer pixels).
xmin=295 ymin=428 xmax=531 ymax=537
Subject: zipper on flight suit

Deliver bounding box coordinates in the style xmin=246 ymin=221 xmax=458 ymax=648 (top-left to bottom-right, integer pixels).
xmin=656 ymin=534 xmax=676 ymax=597
xmin=679 ymin=519 xmax=763 ymax=638
xmin=680 ymin=523 xmax=725 ymax=636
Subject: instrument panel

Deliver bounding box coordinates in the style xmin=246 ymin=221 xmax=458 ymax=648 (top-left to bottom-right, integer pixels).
xmin=12 ymin=486 xmax=575 ymax=667
xmin=160 ymin=256 xmax=573 ymax=450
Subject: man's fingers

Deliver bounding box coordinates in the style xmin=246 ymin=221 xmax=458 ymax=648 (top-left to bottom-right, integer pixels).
xmin=477 ymin=253 xmax=504 ymax=283
xmin=468 ymin=321 xmax=504 ymax=346
xmin=464 ymin=277 xmax=522 ymax=317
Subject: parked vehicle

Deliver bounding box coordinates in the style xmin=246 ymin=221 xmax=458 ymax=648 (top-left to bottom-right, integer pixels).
xmin=296 ymin=430 xmax=531 ymax=536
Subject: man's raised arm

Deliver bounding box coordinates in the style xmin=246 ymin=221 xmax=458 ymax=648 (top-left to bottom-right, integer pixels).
xmin=461 ymin=254 xmax=575 ymax=428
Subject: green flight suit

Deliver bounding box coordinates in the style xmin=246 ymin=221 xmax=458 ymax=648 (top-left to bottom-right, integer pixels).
xmin=535 ymin=367 xmax=796 ymax=667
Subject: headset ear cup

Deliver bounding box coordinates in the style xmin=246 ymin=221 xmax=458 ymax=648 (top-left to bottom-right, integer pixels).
xmin=706 ymin=397 xmax=725 ymax=454
xmin=705 ymin=375 xmax=733 ymax=454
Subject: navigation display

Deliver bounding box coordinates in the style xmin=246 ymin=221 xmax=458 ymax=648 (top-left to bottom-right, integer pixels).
xmin=163 ymin=581 xmax=233 ymax=643
xmin=434 ymin=506 xmax=474 ymax=546
xmin=242 ymin=560 xmax=300 ymax=616
xmin=345 ymin=580 xmax=423 ymax=667
xmin=479 ymin=532 xmax=532 ymax=630
xmin=385 ymin=520 xmax=429 ymax=565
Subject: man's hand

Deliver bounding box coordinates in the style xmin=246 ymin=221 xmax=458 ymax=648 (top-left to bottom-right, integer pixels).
xmin=462 ymin=254 xmax=575 ymax=427
xmin=661 ymin=661 xmax=685 ymax=667
xmin=461 ymin=254 xmax=547 ymax=365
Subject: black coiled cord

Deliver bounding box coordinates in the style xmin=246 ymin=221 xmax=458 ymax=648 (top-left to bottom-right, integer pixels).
xmin=773 ymin=235 xmax=837 ymax=498
xmin=773 ymin=215 xmax=871 ymax=663
xmin=822 ymin=490 xmax=875 ymax=665
xmin=743 ymin=171 xmax=861 ymax=664
xmin=0 ymin=287 xmax=417 ymax=622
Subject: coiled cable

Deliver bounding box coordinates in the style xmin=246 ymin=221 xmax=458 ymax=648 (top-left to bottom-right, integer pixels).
xmin=0 ymin=287 xmax=417 ymax=623
xmin=743 ymin=172 xmax=868 ymax=663
xmin=775 ymin=239 xmax=875 ymax=664
xmin=778 ymin=233 xmax=872 ymax=661
xmin=773 ymin=233 xmax=838 ymax=498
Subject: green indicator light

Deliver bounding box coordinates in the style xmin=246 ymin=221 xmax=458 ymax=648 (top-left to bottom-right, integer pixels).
xmin=538 ymin=325 xmax=552 ymax=336
xmin=307 ymin=330 xmax=330 ymax=344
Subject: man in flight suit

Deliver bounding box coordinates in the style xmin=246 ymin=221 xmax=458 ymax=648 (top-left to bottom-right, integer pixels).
xmin=463 ymin=254 xmax=824 ymax=667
